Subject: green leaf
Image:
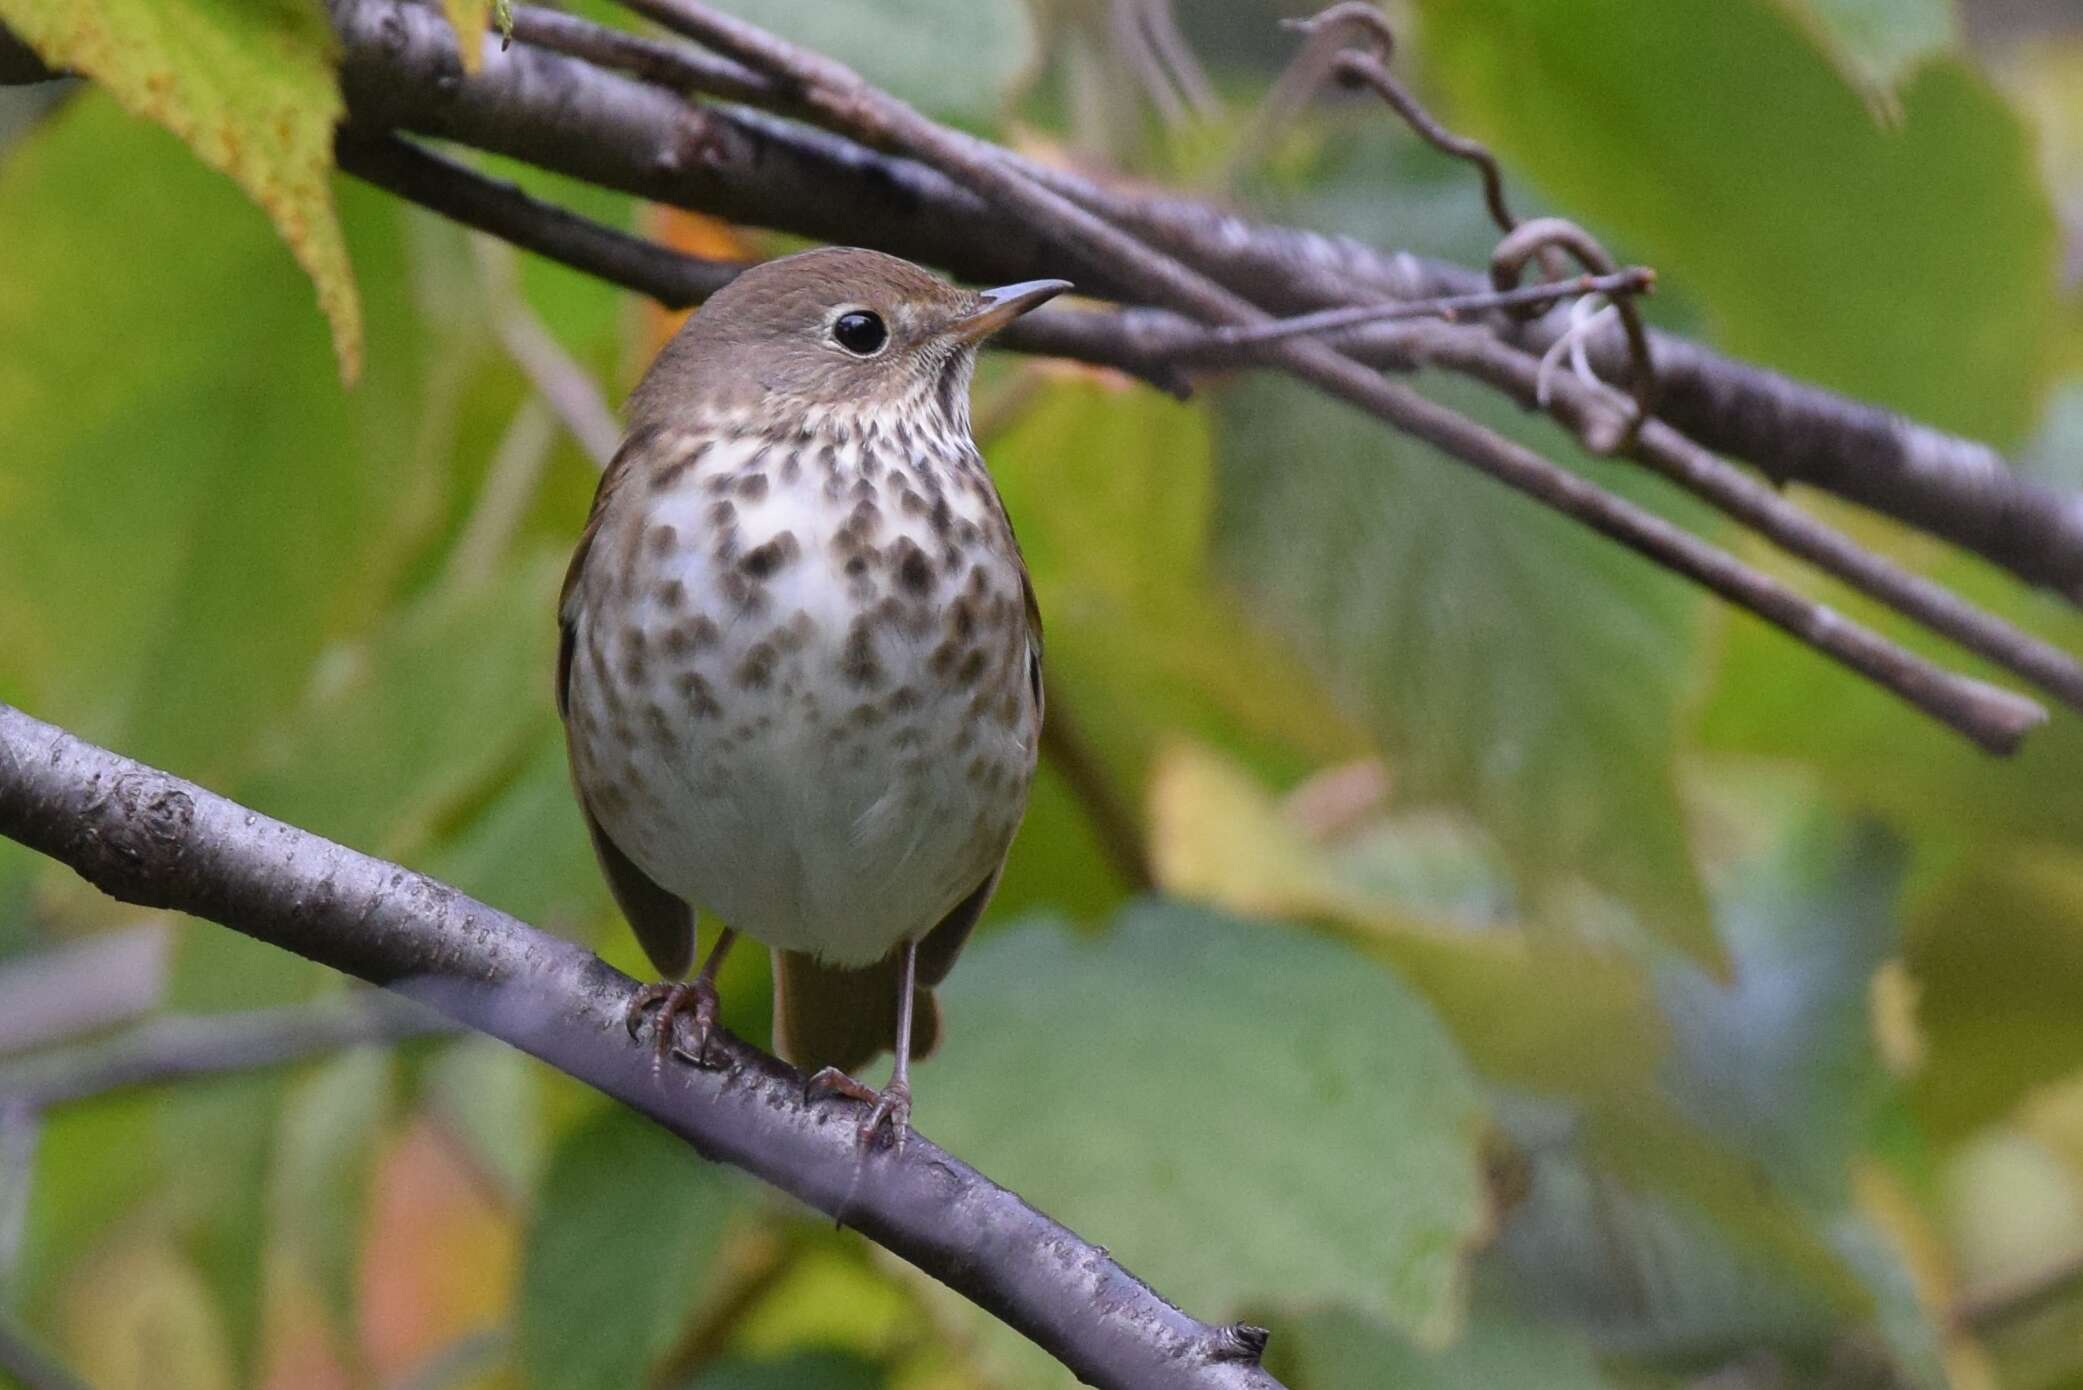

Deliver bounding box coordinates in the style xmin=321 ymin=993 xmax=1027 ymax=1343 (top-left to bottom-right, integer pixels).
xmin=1263 ymin=1299 xmax=1613 ymax=1390
xmin=1906 ymin=848 xmax=2083 ymax=1141
xmin=696 ymin=0 xmax=1035 ymax=127
xmin=1211 ymin=373 xmax=1717 ymax=964
xmin=235 ymin=551 xmax=565 ymax=859
xmin=1779 ymin=0 xmax=1958 ymax=105
xmin=518 ymin=1107 xmax=748 ymax=1390
xmin=1416 ymin=0 xmax=2056 ymax=443
xmin=1489 ymin=1111 xmax=1860 ymax=1359
xmin=15 ymin=1092 xmax=159 ymax=1311
xmin=682 ymin=1350 xmax=887 ymax=1390
xmin=1655 ymin=820 xmax=1907 ymax=1203
xmin=271 ymin=1047 xmax=394 ymax=1327
xmin=925 ymin=904 xmax=1490 ymax=1361
xmin=0 ymin=0 xmax=361 ymax=376
xmin=159 ymin=1076 xmax=276 ymax=1383
xmin=418 ymin=1035 xmax=545 ymax=1202
xmin=0 ymin=96 xmax=435 ymax=792
xmin=983 ymin=376 xmax=1370 ymax=934
xmin=989 ymin=378 xmax=1369 ymax=789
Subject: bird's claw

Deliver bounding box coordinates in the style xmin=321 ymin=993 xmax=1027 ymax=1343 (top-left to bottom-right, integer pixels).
xmin=625 ymin=978 xmax=723 ymax=1070
xmin=805 ymin=1066 xmax=912 ymax=1152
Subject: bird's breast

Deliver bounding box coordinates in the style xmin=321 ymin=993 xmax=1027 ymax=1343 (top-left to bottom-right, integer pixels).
xmin=564 ymin=418 xmax=1039 ymax=962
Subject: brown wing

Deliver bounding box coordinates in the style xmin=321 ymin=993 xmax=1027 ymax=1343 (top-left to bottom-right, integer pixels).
xmin=559 ymin=427 xmax=696 ymax=978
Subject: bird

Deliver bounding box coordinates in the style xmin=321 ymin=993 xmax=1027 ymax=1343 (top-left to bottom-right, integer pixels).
xmin=557 ymin=246 xmax=1067 ymax=1146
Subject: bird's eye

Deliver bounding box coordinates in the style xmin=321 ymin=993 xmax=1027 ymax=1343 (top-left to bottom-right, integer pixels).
xmin=831 ymin=310 xmax=888 ymax=356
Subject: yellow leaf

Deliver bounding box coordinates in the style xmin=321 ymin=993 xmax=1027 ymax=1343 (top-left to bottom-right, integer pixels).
xmin=1149 ymin=739 xmax=1666 ymax=1098
xmin=1870 ymin=957 xmax=1927 ymax=1080
xmin=64 ymin=1238 xmax=235 ymax=1390
xmin=441 ymin=0 xmax=491 ymax=74
xmin=0 ymin=0 xmax=363 ymax=380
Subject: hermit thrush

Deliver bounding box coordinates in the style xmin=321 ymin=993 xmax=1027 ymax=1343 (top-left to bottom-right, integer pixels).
xmin=559 ymin=247 xmax=1066 ymax=1145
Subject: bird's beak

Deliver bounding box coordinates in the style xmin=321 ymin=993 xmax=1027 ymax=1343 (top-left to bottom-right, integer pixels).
xmin=946 ymin=278 xmax=1074 ymax=345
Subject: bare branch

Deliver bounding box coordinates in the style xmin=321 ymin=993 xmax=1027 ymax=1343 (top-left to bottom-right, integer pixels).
xmin=472 ymin=236 xmax=623 ymax=464
xmin=443 ymin=396 xmax=560 ymax=589
xmin=0 ymin=1104 xmax=34 ymax=1289
xmin=1400 ymin=320 xmax=2083 ymax=716
xmin=0 ymin=992 xmax=457 ymax=1110
xmin=334 ymin=0 xmax=2083 ymax=613
xmin=0 ymin=1319 xmax=88 ymax=1390
xmin=1551 ymin=320 xmax=2083 ymax=603
xmin=0 ymin=922 xmax=167 ymax=1055
xmin=0 ymin=702 xmax=1285 ymax=1390
xmin=608 ymin=0 xmax=2046 ymax=753
xmin=331 ymin=128 xmax=1195 ymax=395
xmin=327 ymin=89 xmax=2068 ymax=744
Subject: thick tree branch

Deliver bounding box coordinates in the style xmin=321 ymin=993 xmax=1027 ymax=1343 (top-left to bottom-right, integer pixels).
xmin=0 ymin=702 xmax=1283 ymax=1390
xmin=375 ymin=0 xmax=2083 ymax=603
xmin=329 ymin=127 xmax=1190 ymax=393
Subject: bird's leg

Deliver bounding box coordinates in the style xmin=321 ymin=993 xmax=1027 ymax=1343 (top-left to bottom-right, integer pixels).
xmin=625 ymin=927 xmax=737 ymax=1069
xmin=806 ymin=938 xmax=917 ymax=1152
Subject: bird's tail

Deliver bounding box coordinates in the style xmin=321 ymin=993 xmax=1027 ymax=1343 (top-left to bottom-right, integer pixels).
xmin=771 ymin=946 xmax=941 ymax=1077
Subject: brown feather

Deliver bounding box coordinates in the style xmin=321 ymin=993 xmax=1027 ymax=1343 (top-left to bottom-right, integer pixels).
xmin=772 ymin=948 xmax=940 ymax=1077
xmin=560 ymin=426 xmax=695 ymax=978
xmin=771 ymin=863 xmax=1005 ymax=1073
xmin=579 ymin=799 xmax=694 ymax=978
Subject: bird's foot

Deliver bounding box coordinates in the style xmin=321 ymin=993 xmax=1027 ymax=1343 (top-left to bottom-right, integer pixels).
xmin=806 ymin=1067 xmax=912 ymax=1152
xmin=625 ymin=978 xmax=722 ymax=1070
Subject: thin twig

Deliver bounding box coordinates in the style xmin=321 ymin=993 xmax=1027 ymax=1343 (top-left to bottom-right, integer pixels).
xmin=0 ymin=703 xmax=1285 ymax=1390
xmin=1176 ymin=269 xmax=1654 ymax=355
xmin=1491 ymin=219 xmax=1659 ymax=448
xmin=1221 ymin=0 xmax=1378 ymax=187
xmin=508 ymin=2 xmax=771 ymax=102
xmin=1135 ymin=0 xmax=1218 ymax=119
xmin=612 ymin=0 xmax=2046 ymax=753
xmin=0 ymin=993 xmax=457 ymax=1110
xmin=1399 ymin=320 xmax=2083 ymax=715
xmin=336 ymin=127 xmax=737 ymax=307
xmin=443 ymin=397 xmax=560 ymax=590
xmin=0 ymin=922 xmax=168 ymax=1056
xmin=1110 ymin=0 xmax=1190 ymax=127
xmin=1290 ymin=4 xmax=1520 ymax=238
xmin=472 ymin=236 xmax=623 ymax=464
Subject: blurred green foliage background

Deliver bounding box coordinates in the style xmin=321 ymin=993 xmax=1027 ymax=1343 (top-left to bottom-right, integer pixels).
xmin=3 ymin=0 xmax=2083 ymax=1388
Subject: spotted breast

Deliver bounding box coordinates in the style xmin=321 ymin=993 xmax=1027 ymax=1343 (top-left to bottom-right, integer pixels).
xmin=560 ymin=405 xmax=1040 ymax=968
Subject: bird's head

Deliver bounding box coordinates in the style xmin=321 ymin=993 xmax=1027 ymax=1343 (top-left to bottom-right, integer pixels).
xmin=629 ymin=246 xmax=1070 ymax=438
